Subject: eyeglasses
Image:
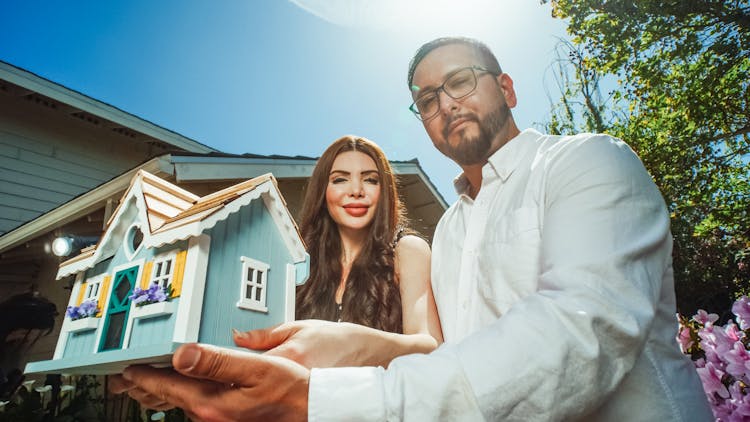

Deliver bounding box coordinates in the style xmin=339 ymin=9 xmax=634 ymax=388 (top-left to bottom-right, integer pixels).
xmin=409 ymin=66 xmax=499 ymax=121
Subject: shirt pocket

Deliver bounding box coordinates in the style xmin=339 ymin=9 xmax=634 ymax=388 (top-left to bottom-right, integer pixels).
xmin=478 ymin=207 xmax=542 ymax=306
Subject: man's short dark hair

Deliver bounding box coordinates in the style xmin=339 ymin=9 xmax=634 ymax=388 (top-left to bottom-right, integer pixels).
xmin=407 ymin=37 xmax=503 ymax=89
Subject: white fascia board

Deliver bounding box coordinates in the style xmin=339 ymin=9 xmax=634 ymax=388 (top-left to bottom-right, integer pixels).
xmin=389 ymin=161 xmax=422 ymax=175
xmin=173 ymin=157 xmax=428 ymax=181
xmin=0 ymin=155 xmax=174 ymax=254
xmin=172 ymin=158 xmax=317 ymax=181
xmin=391 ymin=161 xmax=449 ymax=210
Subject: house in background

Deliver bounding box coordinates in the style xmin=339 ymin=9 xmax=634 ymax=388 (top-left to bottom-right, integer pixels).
xmin=26 ymin=170 xmax=308 ymax=375
xmin=0 ymin=59 xmax=447 ymax=376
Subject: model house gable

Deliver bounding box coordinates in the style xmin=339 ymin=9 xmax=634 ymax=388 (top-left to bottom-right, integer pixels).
xmin=56 ymin=171 xmax=199 ymax=280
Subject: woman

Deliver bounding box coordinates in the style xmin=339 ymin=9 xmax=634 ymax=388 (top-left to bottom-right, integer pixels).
xmin=296 ymin=135 xmax=441 ymax=337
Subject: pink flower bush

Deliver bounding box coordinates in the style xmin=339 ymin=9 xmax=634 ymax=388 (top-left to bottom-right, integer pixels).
xmin=678 ymin=296 xmax=750 ymax=421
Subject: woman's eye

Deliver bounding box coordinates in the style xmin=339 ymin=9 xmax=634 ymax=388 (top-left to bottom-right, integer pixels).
xmin=365 ymin=178 xmax=379 ymax=185
xmin=331 ymin=177 xmax=347 ymax=184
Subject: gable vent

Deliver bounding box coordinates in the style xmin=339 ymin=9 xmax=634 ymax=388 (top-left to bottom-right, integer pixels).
xmin=24 ymin=93 xmax=58 ymax=110
xmin=112 ymin=126 xmax=137 ymax=139
xmin=71 ymin=111 xmax=101 ymax=126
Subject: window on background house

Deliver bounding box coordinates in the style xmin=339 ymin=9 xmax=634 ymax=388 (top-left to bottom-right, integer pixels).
xmin=150 ymin=252 xmax=176 ymax=289
xmin=237 ymin=256 xmax=269 ymax=312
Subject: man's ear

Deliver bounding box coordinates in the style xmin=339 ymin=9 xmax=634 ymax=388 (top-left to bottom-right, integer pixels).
xmin=497 ymin=73 xmax=517 ymax=108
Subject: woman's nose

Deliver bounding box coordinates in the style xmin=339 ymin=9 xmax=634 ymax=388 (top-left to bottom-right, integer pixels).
xmin=349 ymin=181 xmax=364 ymax=197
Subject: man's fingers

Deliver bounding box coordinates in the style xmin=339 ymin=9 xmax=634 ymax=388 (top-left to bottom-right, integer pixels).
xmin=172 ymin=343 xmax=274 ymax=386
xmin=110 ymin=373 xmax=173 ymax=411
xmin=122 ymin=364 xmax=220 ymax=411
xmin=108 ymin=374 xmax=136 ymax=393
xmin=126 ymin=386 xmax=174 ymax=411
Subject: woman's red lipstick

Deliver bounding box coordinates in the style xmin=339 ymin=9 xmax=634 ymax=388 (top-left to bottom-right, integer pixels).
xmin=343 ymin=204 xmax=368 ymax=217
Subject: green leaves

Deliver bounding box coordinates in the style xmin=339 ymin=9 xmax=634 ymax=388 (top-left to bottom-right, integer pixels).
xmin=542 ymin=0 xmax=750 ymax=315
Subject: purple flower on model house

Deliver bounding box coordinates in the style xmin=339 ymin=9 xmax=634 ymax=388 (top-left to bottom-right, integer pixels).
xmin=65 ymin=299 xmax=98 ymax=320
xmin=130 ymin=282 xmax=169 ymax=307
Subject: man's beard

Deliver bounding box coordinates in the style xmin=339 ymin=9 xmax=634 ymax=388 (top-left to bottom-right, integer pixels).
xmin=441 ymin=102 xmax=511 ymax=166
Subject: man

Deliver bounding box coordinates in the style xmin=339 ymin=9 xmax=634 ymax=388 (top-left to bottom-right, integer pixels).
xmin=112 ymin=37 xmax=712 ymax=421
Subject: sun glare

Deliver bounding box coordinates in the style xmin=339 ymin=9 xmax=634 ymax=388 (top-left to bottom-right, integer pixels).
xmin=290 ymin=0 xmax=524 ymax=40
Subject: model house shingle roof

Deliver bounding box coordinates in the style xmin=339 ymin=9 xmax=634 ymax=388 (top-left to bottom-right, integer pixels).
xmin=57 ymin=170 xmax=304 ymax=279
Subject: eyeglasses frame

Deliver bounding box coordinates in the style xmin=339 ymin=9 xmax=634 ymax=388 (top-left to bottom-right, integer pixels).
xmin=409 ymin=65 xmax=501 ymax=121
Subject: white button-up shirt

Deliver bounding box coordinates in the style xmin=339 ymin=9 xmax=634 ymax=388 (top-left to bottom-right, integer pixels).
xmin=309 ymin=129 xmax=712 ymax=421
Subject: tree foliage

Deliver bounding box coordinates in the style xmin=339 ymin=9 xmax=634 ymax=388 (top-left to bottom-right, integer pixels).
xmin=542 ymin=0 xmax=750 ymax=317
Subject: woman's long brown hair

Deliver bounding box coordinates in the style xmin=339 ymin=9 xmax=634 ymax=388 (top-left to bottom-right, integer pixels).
xmin=295 ymin=135 xmax=406 ymax=333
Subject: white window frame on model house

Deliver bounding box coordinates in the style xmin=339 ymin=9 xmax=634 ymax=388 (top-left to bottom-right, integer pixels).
xmin=150 ymin=250 xmax=177 ymax=290
xmin=83 ymin=274 xmax=105 ymax=302
xmin=237 ymin=256 xmax=269 ymax=312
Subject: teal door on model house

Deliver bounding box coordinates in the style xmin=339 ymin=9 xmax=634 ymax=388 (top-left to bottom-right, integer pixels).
xmin=99 ymin=265 xmax=138 ymax=352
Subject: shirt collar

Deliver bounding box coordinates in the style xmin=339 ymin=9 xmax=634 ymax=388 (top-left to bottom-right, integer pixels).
xmin=453 ymin=128 xmax=544 ymax=196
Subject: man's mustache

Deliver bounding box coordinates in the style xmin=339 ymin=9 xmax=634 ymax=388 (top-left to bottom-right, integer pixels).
xmin=443 ymin=113 xmax=478 ymax=139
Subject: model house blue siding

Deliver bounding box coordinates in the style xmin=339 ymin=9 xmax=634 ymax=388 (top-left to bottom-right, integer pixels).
xmin=198 ymin=200 xmax=293 ymax=347
xmin=128 ymin=301 xmax=180 ymax=348
xmin=62 ymin=329 xmax=97 ymax=359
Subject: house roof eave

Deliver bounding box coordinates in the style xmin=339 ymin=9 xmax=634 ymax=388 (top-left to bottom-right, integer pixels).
xmin=0 ymin=155 xmax=175 ymax=255
xmin=0 ymin=61 xmax=216 ymax=154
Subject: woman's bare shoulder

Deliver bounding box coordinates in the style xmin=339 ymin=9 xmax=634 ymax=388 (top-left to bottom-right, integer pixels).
xmin=394 ymin=234 xmax=431 ymax=259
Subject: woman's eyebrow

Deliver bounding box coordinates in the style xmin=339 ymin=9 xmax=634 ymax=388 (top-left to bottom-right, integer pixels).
xmin=329 ymin=169 xmax=379 ymax=176
xmin=329 ymin=169 xmax=350 ymax=176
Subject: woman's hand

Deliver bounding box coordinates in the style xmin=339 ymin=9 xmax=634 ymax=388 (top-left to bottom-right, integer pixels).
xmin=234 ymin=319 xmax=438 ymax=368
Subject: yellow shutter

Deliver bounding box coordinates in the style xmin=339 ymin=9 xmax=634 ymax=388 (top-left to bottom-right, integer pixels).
xmin=171 ymin=250 xmax=188 ymax=297
xmin=75 ymin=281 xmax=87 ymax=306
xmin=140 ymin=261 xmax=153 ymax=289
xmin=97 ymin=275 xmax=111 ymax=317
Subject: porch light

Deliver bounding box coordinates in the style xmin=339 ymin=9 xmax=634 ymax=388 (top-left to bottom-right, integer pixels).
xmin=51 ymin=237 xmax=74 ymax=257
xmin=50 ymin=236 xmax=98 ymax=257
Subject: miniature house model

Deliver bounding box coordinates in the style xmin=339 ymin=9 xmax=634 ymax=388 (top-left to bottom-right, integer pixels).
xmin=25 ymin=170 xmax=309 ymax=375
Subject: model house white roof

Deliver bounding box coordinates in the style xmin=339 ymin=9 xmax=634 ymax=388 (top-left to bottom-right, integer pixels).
xmin=56 ymin=170 xmax=305 ymax=279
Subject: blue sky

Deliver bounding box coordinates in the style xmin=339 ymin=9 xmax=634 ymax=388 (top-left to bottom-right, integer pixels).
xmin=0 ymin=0 xmax=569 ymax=202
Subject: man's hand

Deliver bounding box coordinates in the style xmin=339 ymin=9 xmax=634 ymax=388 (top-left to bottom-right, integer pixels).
xmin=109 ymin=343 xmax=309 ymax=422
